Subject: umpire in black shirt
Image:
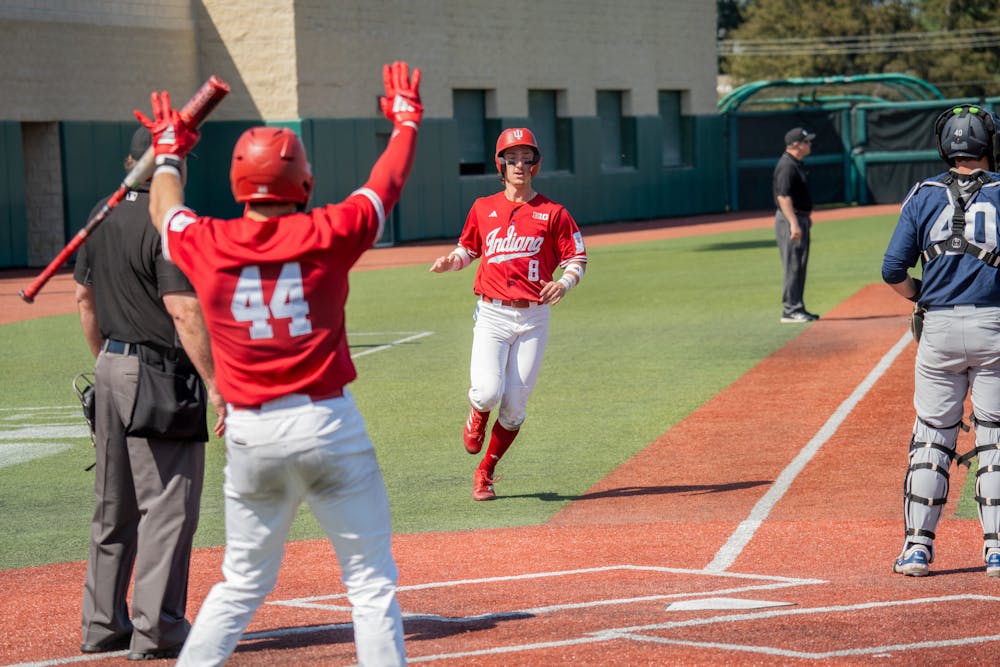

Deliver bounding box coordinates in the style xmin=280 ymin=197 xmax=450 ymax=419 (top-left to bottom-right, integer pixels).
xmin=774 ymin=127 xmax=819 ymax=323
xmin=73 ymin=127 xmax=225 ymax=660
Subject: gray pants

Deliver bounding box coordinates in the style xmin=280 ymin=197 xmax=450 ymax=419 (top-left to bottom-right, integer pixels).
xmin=775 ymin=210 xmax=811 ymax=316
xmin=905 ymin=305 xmax=1000 ymax=558
xmin=81 ymin=350 xmax=205 ymax=653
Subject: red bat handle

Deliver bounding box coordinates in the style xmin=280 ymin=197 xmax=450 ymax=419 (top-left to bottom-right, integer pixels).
xmin=18 ymin=230 xmax=85 ymax=304
xmin=20 ymin=76 xmax=229 ymax=303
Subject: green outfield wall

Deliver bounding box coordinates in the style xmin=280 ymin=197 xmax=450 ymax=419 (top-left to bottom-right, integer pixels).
xmin=37 ymin=113 xmax=727 ymax=266
xmin=0 ymin=122 xmax=26 ymax=267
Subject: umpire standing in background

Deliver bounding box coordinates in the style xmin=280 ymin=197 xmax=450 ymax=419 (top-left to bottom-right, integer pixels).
xmin=73 ymin=127 xmax=225 ymax=660
xmin=774 ymin=127 xmax=819 ymax=323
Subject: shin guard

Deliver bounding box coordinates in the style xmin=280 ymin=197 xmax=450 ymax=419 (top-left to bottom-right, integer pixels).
xmin=971 ymin=419 xmax=1000 ymax=557
xmin=901 ymin=421 xmax=959 ymax=560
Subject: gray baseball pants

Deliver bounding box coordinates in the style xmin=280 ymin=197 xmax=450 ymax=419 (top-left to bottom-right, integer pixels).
xmin=82 ymin=350 xmax=205 ymax=654
xmin=775 ymin=210 xmax=811 ymax=316
xmin=905 ymin=305 xmax=1000 ymax=558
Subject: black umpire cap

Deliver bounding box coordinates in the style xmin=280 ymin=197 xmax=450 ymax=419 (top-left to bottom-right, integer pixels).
xmin=129 ymin=127 xmax=152 ymax=160
xmin=785 ymin=127 xmax=816 ymax=146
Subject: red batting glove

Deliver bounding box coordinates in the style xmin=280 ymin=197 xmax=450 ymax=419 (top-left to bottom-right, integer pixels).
xmin=379 ymin=61 xmax=423 ymax=129
xmin=134 ymin=90 xmax=200 ymax=159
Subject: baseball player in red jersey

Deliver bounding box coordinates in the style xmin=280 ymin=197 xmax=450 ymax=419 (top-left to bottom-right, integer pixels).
xmin=430 ymin=128 xmax=587 ymax=500
xmin=136 ymin=61 xmax=422 ymax=666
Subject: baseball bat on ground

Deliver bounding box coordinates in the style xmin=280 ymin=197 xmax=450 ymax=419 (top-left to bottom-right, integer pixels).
xmin=18 ymin=75 xmax=231 ymax=303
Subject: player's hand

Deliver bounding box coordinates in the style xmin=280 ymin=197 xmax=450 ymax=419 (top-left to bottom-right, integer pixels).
xmin=207 ymin=385 xmax=227 ymax=438
xmin=134 ymin=90 xmax=200 ymax=158
xmin=789 ymin=221 xmax=802 ymax=241
xmin=429 ymin=255 xmax=455 ymax=273
xmin=380 ymin=61 xmax=423 ymax=129
xmin=539 ymin=280 xmax=567 ymax=306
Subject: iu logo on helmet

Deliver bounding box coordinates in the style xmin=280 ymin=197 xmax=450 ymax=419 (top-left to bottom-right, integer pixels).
xmin=511 ymin=129 xmax=524 ymax=141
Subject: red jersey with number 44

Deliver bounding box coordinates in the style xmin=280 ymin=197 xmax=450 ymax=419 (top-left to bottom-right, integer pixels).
xmin=161 ymin=193 xmax=382 ymax=407
xmin=459 ymin=192 xmax=587 ymax=301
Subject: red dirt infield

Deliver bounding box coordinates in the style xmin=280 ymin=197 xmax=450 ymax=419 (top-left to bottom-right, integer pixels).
xmin=5 ymin=204 xmax=1000 ymax=666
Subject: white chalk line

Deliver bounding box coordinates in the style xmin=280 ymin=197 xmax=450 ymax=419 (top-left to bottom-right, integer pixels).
xmin=0 ymin=331 xmax=433 ymax=470
xmin=705 ymin=330 xmax=913 ymax=573
xmin=349 ymin=331 xmax=433 ymax=359
xmin=267 ymin=564 xmax=824 ymax=617
xmin=591 ymin=594 xmax=1000 ymax=659
xmin=276 ymin=564 xmax=822 ymax=604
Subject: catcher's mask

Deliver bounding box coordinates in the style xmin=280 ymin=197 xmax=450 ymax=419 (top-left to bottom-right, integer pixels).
xmin=73 ymin=372 xmax=95 ymax=445
xmin=495 ymin=128 xmax=541 ymax=178
xmin=934 ymin=104 xmax=1000 ymax=170
xmin=230 ymin=127 xmax=314 ymax=209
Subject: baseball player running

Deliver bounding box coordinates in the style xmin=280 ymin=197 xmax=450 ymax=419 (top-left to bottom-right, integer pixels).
xmin=138 ymin=61 xmax=422 ymax=665
xmin=882 ymin=104 xmax=1000 ymax=578
xmin=430 ymin=128 xmax=587 ymax=501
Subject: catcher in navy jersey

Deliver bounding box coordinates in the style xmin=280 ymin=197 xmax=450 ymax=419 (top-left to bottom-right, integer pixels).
xmin=882 ymin=104 xmax=1000 ymax=578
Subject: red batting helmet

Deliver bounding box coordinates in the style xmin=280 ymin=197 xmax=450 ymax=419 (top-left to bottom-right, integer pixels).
xmin=230 ymin=127 xmax=314 ymax=205
xmin=495 ymin=128 xmax=541 ymax=177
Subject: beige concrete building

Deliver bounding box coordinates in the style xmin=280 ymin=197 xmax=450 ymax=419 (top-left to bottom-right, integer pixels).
xmin=0 ymin=1 xmax=719 ymax=266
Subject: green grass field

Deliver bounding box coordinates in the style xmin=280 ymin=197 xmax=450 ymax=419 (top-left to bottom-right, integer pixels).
xmin=1 ymin=212 xmax=976 ymax=570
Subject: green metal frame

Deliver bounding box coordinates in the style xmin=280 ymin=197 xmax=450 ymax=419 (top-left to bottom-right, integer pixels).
xmin=718 ymin=74 xmax=944 ymax=114
xmin=720 ymin=75 xmax=958 ymax=211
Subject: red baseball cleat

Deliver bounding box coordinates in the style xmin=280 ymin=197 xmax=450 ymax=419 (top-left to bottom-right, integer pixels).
xmin=472 ymin=468 xmax=496 ymax=501
xmin=463 ymin=407 xmax=489 ymax=454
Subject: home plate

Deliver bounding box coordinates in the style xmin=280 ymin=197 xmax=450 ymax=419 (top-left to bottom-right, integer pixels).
xmin=665 ymin=597 xmax=795 ymax=612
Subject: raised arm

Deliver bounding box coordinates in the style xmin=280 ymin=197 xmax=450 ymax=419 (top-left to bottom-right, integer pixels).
xmin=357 ymin=62 xmax=423 ymax=214
xmin=134 ymin=91 xmax=202 ymax=232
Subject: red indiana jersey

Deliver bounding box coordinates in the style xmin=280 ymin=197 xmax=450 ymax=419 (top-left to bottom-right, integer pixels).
xmin=459 ymin=192 xmax=587 ymax=301
xmin=161 ymin=192 xmax=383 ymax=407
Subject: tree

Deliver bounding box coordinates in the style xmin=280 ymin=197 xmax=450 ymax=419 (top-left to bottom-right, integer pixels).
xmin=717 ymin=0 xmax=747 ymax=40
xmin=916 ymin=0 xmax=1000 ymax=98
xmin=720 ymin=0 xmax=1000 ymax=99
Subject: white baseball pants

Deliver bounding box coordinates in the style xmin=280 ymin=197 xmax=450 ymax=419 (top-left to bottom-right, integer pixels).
xmin=468 ymin=299 xmax=551 ymax=430
xmin=176 ymin=391 xmax=405 ymax=666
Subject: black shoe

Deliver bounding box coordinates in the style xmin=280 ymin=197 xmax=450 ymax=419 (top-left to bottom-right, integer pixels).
xmin=802 ymin=310 xmax=820 ymax=320
xmin=127 ymin=643 xmax=183 ymax=661
xmin=780 ymin=311 xmax=812 ymax=323
xmin=80 ymin=633 xmax=131 ymax=653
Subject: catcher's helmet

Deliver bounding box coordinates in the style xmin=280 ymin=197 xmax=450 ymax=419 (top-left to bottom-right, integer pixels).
xmin=230 ymin=127 xmax=314 ymax=206
xmin=934 ymin=105 xmax=1000 ymax=169
xmin=495 ymin=128 xmax=541 ymax=177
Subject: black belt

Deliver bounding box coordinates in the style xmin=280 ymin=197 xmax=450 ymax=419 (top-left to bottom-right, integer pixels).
xmin=103 ymin=339 xmax=139 ymax=356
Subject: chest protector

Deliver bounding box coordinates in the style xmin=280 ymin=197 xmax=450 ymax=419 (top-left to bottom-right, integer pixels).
xmin=921 ymin=172 xmax=999 ymax=268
